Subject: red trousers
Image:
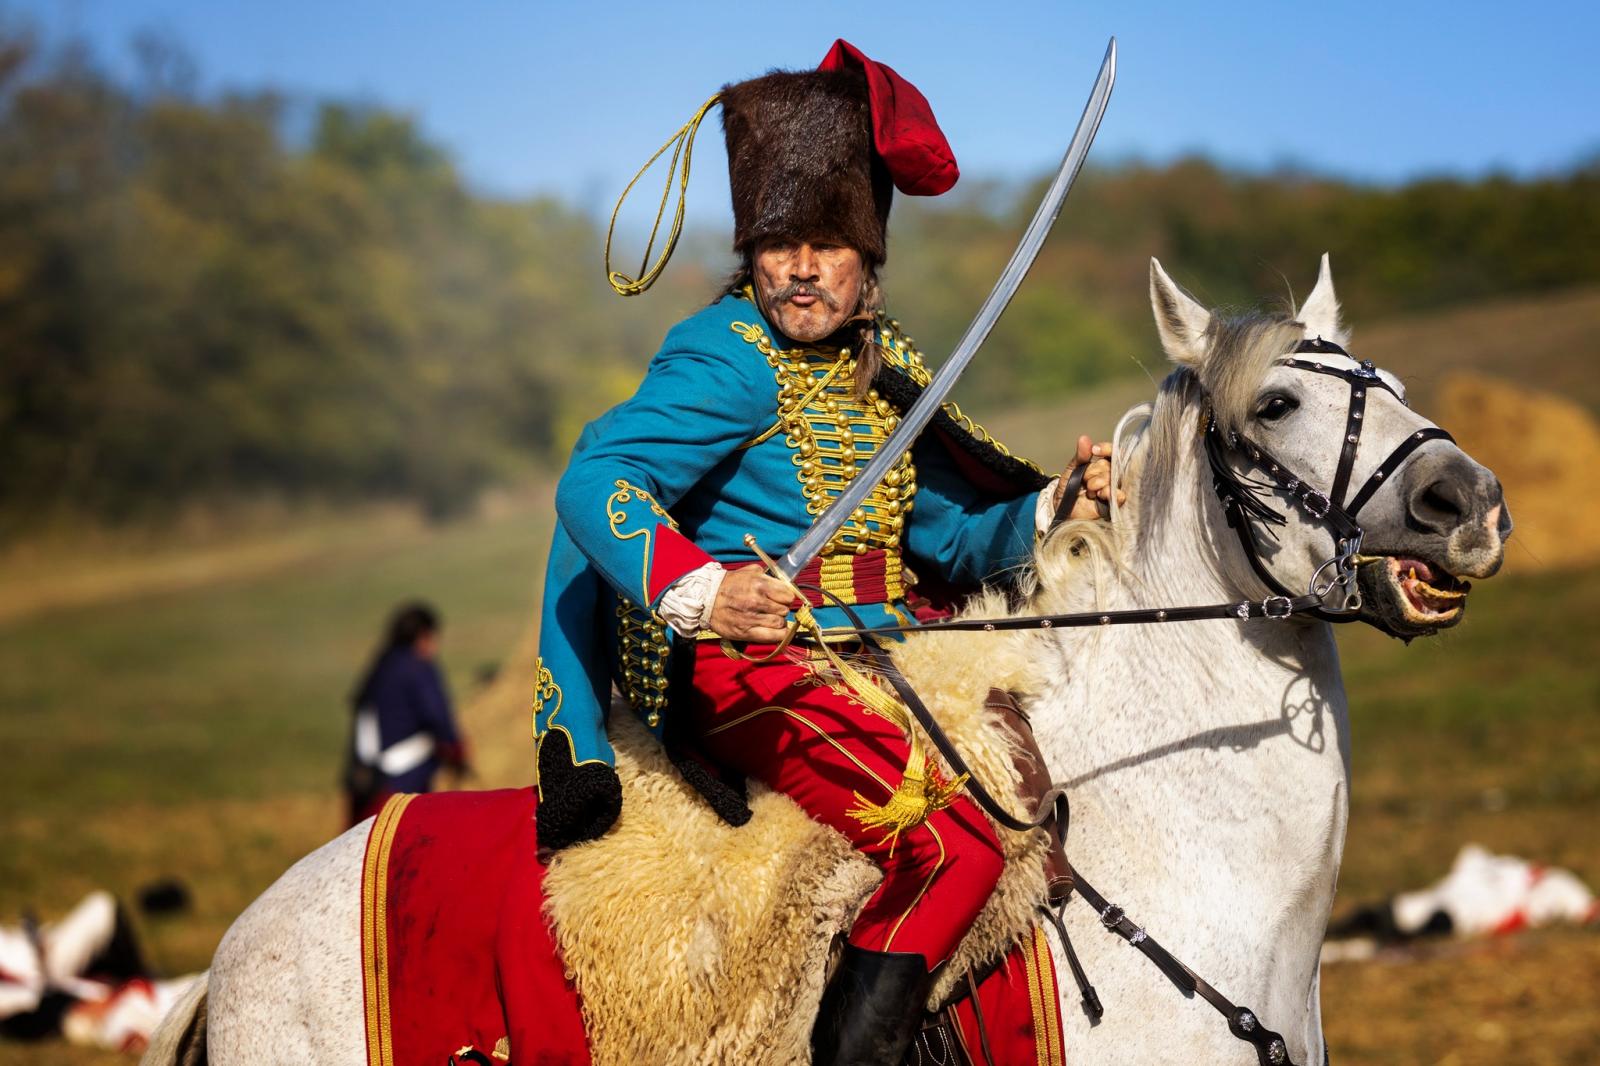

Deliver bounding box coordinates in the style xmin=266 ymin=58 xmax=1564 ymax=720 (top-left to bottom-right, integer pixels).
xmin=686 ymin=641 xmax=1005 ymax=968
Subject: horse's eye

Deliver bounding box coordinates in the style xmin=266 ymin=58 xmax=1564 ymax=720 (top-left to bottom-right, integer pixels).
xmin=1255 ymin=395 xmax=1297 ymax=422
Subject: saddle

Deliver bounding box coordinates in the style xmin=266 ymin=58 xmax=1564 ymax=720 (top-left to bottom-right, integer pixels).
xmin=540 ymin=658 xmax=1074 ymax=1066
xmin=985 ymin=688 xmax=1073 ymax=905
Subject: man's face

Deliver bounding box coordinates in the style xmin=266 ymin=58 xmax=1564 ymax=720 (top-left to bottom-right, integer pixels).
xmin=751 ymin=237 xmax=865 ymax=344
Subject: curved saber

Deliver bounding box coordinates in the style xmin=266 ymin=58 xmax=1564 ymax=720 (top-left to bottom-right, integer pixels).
xmin=778 ymin=37 xmax=1118 ymax=577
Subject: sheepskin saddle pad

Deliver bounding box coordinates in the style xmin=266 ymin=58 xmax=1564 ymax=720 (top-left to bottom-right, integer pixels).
xmin=541 ymin=644 xmax=1059 ymax=1066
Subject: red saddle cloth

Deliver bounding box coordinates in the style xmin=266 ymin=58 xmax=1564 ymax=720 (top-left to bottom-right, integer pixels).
xmin=361 ymin=790 xmax=1063 ymax=1066
xmin=943 ymin=926 xmax=1066 ymax=1066
xmin=359 ymin=789 xmax=590 ymax=1066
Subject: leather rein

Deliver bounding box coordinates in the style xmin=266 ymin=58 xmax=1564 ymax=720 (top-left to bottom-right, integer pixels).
xmin=808 ymin=338 xmax=1454 ymax=1066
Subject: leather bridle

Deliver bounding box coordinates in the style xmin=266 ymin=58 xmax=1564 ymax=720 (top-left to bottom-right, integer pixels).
xmin=1207 ymin=335 xmax=1454 ymax=626
xmin=837 ymin=337 xmax=1455 ymax=642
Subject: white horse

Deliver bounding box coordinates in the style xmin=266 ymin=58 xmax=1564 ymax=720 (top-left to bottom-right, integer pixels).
xmin=144 ymin=257 xmax=1509 ymax=1065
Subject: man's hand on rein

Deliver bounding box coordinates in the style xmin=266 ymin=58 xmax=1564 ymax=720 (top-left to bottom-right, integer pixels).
xmin=710 ymin=564 xmax=798 ymax=644
xmin=1056 ymin=434 xmax=1124 ymax=520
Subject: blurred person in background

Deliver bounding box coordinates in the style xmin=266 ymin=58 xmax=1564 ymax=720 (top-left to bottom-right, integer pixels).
xmin=343 ymin=602 xmax=470 ymax=825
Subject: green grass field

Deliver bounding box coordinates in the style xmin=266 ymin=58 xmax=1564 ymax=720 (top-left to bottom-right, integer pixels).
xmin=3 ymin=291 xmax=1597 ymax=1064
xmin=0 ymin=497 xmax=553 ymax=1022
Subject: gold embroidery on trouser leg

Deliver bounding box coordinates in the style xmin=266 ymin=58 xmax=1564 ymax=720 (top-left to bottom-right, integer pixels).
xmin=736 ymin=541 xmax=969 ymax=853
xmin=702 ymin=703 xmax=946 ymax=954
xmin=798 ymin=619 xmax=965 ymax=852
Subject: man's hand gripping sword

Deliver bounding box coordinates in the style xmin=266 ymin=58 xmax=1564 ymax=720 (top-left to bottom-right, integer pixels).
xmin=742 ymin=536 xmax=967 ymax=852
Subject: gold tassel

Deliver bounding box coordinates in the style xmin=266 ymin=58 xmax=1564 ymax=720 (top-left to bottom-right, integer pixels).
xmin=846 ymin=743 xmax=968 ymax=854
xmin=741 ymin=537 xmax=967 ymax=853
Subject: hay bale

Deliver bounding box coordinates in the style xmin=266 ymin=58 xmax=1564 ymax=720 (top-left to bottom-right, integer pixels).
xmin=1438 ymin=371 xmax=1600 ymax=573
xmin=460 ymin=622 xmax=541 ymax=787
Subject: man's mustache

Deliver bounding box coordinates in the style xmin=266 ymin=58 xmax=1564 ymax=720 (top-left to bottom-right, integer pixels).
xmin=770 ymin=280 xmax=840 ymax=310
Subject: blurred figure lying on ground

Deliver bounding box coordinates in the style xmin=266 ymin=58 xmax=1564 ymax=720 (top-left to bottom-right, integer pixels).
xmin=0 ymin=890 xmax=199 ymax=1054
xmin=1329 ymin=844 xmax=1598 ymax=945
xmin=343 ymin=601 xmax=471 ymax=826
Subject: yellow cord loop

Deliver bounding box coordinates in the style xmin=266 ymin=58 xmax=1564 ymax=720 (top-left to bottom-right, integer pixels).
xmin=604 ymin=92 xmax=721 ymax=298
xmin=742 ymin=537 xmax=968 ymax=853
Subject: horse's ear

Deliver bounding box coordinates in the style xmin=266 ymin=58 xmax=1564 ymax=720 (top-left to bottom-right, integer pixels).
xmin=1297 ymin=253 xmax=1349 ymax=346
xmin=1149 ymin=258 xmax=1210 ymax=367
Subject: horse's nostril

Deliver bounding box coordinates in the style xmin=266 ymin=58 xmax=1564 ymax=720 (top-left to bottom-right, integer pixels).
xmin=1411 ymin=478 xmax=1468 ymax=533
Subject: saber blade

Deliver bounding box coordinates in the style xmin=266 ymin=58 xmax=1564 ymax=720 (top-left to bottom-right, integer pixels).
xmin=777 ymin=37 xmax=1118 ymax=578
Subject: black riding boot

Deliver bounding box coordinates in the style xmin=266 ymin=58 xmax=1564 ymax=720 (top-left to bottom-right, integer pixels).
xmin=810 ymin=943 xmax=931 ymax=1066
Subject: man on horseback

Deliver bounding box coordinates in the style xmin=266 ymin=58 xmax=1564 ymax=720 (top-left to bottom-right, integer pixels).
xmin=533 ymin=40 xmax=1113 ymax=1064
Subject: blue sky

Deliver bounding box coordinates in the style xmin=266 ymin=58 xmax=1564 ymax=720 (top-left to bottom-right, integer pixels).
xmin=21 ymin=0 xmax=1600 ymax=226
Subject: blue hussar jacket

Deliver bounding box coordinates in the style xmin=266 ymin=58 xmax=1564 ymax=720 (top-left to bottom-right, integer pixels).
xmin=531 ymin=288 xmax=1049 ymax=847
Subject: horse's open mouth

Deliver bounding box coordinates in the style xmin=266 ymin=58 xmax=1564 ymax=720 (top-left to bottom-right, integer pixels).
xmin=1361 ymin=554 xmax=1471 ymax=632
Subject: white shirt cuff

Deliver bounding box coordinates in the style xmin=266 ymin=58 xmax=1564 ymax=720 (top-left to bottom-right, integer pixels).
xmin=1035 ymin=478 xmax=1061 ymax=533
xmin=658 ymin=561 xmax=727 ymax=638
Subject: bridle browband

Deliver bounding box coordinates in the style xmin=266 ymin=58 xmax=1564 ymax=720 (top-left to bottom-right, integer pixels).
xmin=803 ymin=337 xmax=1457 ymax=1066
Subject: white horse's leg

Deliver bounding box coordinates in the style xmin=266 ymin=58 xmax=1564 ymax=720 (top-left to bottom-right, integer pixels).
xmin=206 ymin=822 xmax=369 ymax=1064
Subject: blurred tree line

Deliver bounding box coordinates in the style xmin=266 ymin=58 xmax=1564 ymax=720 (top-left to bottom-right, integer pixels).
xmin=1 ymin=24 xmax=1595 ymax=534
xmin=0 ymin=25 xmax=712 ymax=531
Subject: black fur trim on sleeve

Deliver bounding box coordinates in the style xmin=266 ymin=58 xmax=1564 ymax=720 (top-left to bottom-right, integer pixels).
xmin=535 ymin=730 xmax=623 ymax=851
xmin=668 ymin=748 xmax=753 ymax=827
xmin=871 ymin=364 xmax=1052 ymax=495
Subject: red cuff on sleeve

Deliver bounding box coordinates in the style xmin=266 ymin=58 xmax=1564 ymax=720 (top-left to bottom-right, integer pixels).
xmin=646 ymin=524 xmax=716 ymax=605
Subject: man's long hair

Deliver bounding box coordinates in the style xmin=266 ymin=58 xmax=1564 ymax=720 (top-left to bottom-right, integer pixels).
xmin=726 ymin=258 xmax=887 ymax=400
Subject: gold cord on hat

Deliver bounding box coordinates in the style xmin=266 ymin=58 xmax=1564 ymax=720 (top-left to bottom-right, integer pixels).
xmin=604 ymin=92 xmax=721 ymax=297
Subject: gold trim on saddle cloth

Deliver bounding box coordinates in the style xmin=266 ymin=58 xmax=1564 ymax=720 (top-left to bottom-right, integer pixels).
xmin=1025 ymin=923 xmax=1065 ymax=1066
xmin=361 ymin=792 xmax=415 ymax=1066
xmin=701 ymin=701 xmax=947 ymax=953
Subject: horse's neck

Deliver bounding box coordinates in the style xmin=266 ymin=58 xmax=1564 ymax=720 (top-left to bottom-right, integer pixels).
xmin=1029 ymin=458 xmax=1349 ymax=1060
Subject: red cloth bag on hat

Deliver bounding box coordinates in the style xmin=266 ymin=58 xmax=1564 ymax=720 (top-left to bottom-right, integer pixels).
xmin=818 ymin=39 xmax=959 ymax=196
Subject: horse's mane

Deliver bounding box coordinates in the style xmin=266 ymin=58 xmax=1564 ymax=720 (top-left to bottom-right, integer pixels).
xmin=991 ymin=308 xmax=1306 ymax=625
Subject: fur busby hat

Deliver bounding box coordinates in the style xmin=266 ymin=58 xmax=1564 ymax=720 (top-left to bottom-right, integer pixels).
xmin=720 ymin=40 xmax=958 ymax=267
